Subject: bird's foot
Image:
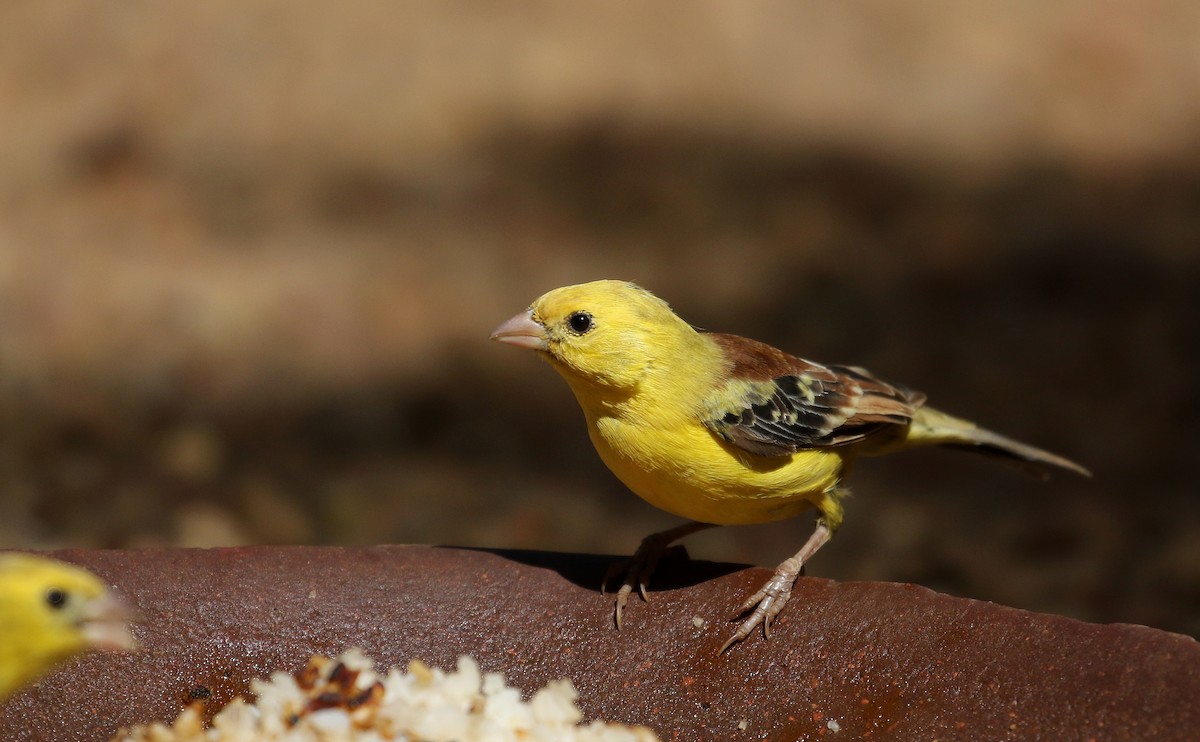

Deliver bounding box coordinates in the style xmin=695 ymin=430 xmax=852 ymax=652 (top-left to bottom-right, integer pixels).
xmin=601 ymin=521 xmax=715 ymax=629
xmin=719 ymin=559 xmax=800 ymax=653
xmin=602 ymin=541 xmax=687 ymax=629
xmin=719 ymin=519 xmax=832 ymax=653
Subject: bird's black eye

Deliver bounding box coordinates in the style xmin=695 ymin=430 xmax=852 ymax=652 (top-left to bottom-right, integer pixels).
xmin=45 ymin=588 xmax=67 ymax=610
xmin=566 ymin=311 xmax=593 ymax=335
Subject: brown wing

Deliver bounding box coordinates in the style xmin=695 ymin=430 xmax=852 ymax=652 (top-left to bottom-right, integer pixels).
xmin=702 ymin=333 xmax=926 ymax=457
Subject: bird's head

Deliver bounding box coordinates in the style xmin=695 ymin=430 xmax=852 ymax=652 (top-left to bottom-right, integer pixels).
xmin=0 ymin=554 xmax=137 ymax=668
xmin=491 ymin=280 xmax=693 ymax=392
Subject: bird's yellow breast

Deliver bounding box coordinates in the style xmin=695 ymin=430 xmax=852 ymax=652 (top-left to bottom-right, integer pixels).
xmin=586 ymin=412 xmax=845 ymax=526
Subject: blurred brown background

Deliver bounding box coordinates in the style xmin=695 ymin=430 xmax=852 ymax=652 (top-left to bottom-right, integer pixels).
xmin=1 ymin=3 xmax=1196 ymax=637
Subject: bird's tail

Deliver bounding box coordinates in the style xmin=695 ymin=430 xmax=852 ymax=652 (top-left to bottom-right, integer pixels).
xmin=903 ymin=406 xmax=1091 ymax=478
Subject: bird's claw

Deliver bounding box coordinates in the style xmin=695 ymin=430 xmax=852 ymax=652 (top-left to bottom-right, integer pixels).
xmin=603 ymin=556 xmax=656 ymax=629
xmin=602 ymin=541 xmax=690 ymax=629
xmin=612 ymin=584 xmax=630 ymax=629
xmin=719 ymin=572 xmax=794 ymax=653
xmin=604 ymin=562 xmax=649 ymax=629
xmin=717 ymin=523 xmax=828 ymax=653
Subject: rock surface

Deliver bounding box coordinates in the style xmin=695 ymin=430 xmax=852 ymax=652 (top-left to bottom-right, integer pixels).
xmin=1 ymin=545 xmax=1196 ymax=741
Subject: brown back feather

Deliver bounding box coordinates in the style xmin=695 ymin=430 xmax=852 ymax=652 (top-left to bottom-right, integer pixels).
xmin=704 ymin=333 xmax=924 ymax=456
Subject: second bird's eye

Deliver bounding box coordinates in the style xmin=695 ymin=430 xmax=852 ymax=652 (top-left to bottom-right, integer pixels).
xmin=567 ymin=311 xmax=593 ymax=334
xmin=45 ymin=588 xmax=67 ymax=610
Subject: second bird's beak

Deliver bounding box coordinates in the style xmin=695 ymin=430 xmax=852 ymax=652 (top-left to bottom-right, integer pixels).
xmin=80 ymin=592 xmax=139 ymax=652
xmin=490 ymin=310 xmax=548 ymax=351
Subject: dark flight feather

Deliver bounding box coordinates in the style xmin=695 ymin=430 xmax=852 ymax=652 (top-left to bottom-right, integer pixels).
xmin=702 ymin=333 xmax=925 ymax=457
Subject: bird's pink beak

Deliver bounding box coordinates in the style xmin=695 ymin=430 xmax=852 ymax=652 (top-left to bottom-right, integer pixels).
xmin=80 ymin=592 xmax=138 ymax=652
xmin=490 ymin=309 xmax=548 ymax=351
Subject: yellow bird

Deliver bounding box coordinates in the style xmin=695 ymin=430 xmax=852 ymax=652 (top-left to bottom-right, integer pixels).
xmin=0 ymin=553 xmax=137 ymax=700
xmin=491 ymin=280 xmax=1089 ymax=652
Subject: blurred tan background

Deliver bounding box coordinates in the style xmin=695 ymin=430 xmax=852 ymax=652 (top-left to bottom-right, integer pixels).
xmin=1 ymin=2 xmax=1196 ymax=636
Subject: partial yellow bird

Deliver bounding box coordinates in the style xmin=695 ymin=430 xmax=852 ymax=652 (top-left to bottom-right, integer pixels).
xmin=0 ymin=553 xmax=137 ymax=700
xmin=491 ymin=279 xmax=1089 ymax=652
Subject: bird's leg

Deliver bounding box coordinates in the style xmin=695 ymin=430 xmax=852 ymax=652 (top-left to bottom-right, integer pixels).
xmin=720 ymin=518 xmax=832 ymax=653
xmin=603 ymin=520 xmax=716 ymax=629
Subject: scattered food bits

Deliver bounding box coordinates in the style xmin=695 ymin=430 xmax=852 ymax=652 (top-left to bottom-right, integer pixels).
xmin=407 ymin=658 xmax=434 ymax=684
xmin=826 ymin=719 xmax=841 ymax=732
xmin=112 ymin=649 xmax=659 ymax=741
xmin=692 ymin=616 xmax=706 ymax=628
